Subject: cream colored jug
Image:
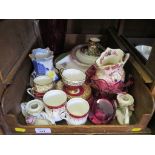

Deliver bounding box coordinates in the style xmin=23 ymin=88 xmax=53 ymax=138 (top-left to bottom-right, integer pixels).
xmin=95 ymin=48 xmax=130 ymax=84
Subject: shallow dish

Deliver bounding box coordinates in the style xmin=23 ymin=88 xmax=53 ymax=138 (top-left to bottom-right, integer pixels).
xmin=70 ymin=44 xmax=99 ymax=67
xmin=76 ymin=49 xmax=99 ymax=65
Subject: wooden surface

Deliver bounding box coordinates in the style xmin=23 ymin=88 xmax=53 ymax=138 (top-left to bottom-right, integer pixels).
xmin=1 ymin=58 xmax=32 ymax=115
xmin=0 ymin=108 xmax=11 ymax=134
xmin=4 ymin=114 xmax=152 ymax=135
xmin=129 ymin=56 xmax=153 ymax=83
xmin=64 ymin=34 xmax=102 ymax=51
xmin=1 ymin=30 xmax=154 ymax=134
xmin=0 ymin=128 xmax=3 ymax=135
xmin=117 ymin=19 xmax=155 ymax=37
xmin=146 ymin=42 xmax=155 ymax=78
xmin=38 ymin=19 xmax=155 ymax=59
xmin=0 ymin=83 xmax=6 ymax=101
xmin=0 ymin=20 xmax=37 ymax=84
xmin=119 ymin=35 xmax=155 ymax=83
xmin=66 ymin=19 xmax=119 ymax=34
xmin=128 ymin=38 xmax=155 ymax=47
xmin=125 ymin=62 xmax=155 ymax=124
xmin=0 ymin=22 xmax=155 ymax=134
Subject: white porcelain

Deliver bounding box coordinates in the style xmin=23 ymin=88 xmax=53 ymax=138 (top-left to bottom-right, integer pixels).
xmin=43 ymin=90 xmax=67 ymax=122
xmin=117 ymin=93 xmax=134 ymax=107
xmin=60 ymin=98 xmax=90 ymax=125
xmin=95 ymin=48 xmax=130 ymax=84
xmin=21 ymin=101 xmax=56 ymax=125
xmin=26 ymin=87 xmax=46 ymax=99
xmin=96 ymin=48 xmax=124 ymax=66
xmin=30 ymin=48 xmax=59 ymax=81
xmin=89 ymin=37 xmax=100 ymax=42
xmin=45 ymin=106 xmax=66 ymax=122
xmin=27 ymin=88 xmax=35 ymax=98
xmin=135 ymin=45 xmax=152 ymax=60
xmin=34 ymin=118 xmax=52 ymax=125
xmin=76 ymin=49 xmax=99 ymax=65
xmin=61 ymin=69 xmax=86 ymax=86
xmin=34 ymin=75 xmax=53 ymax=85
xmin=25 ymin=99 xmax=44 ymax=116
xmin=116 ymin=93 xmax=134 ymax=125
xmin=32 ymin=48 xmax=52 ymax=59
xmin=33 ymin=75 xmax=53 ymax=93
xmin=26 ymin=111 xmax=56 ymax=125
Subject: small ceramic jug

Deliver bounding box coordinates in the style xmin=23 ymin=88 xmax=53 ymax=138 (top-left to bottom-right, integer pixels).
xmin=86 ymin=48 xmax=130 ymax=94
xmin=29 ymin=48 xmax=59 ymax=81
xmin=95 ymin=48 xmax=130 ymax=84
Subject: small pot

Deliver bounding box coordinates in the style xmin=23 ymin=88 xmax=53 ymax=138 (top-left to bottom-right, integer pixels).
xmin=60 ymin=68 xmax=86 ymax=87
xmin=33 ymin=75 xmax=54 ymax=93
xmin=25 ymin=99 xmax=44 ymax=116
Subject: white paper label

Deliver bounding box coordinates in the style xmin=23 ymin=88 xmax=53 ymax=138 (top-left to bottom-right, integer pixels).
xmin=35 ymin=128 xmax=51 ymax=134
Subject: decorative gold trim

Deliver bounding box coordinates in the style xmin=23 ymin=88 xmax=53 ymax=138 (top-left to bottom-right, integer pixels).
xmin=56 ymin=80 xmax=92 ymax=100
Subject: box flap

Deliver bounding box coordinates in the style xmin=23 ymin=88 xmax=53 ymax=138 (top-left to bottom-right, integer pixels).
xmin=1 ymin=58 xmax=32 ymax=115
xmin=0 ymin=20 xmax=37 ymax=84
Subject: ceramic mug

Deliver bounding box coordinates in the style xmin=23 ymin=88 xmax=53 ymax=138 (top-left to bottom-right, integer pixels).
xmin=60 ymin=98 xmax=90 ymax=125
xmin=60 ymin=69 xmax=86 ymax=87
xmin=33 ymin=75 xmax=54 ymax=93
xmin=27 ymin=75 xmax=54 ymax=98
xmin=27 ymin=87 xmax=45 ymax=99
xmin=43 ymin=90 xmax=67 ymax=122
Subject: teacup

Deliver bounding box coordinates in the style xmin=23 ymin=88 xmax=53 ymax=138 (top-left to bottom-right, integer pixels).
xmin=60 ymin=98 xmax=90 ymax=125
xmin=60 ymin=69 xmax=86 ymax=87
xmin=33 ymin=75 xmax=54 ymax=93
xmin=27 ymin=87 xmax=45 ymax=99
xmin=27 ymin=75 xmax=54 ymax=98
xmin=43 ymin=90 xmax=67 ymax=122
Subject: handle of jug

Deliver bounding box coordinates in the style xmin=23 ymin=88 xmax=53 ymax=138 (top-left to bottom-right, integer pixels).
xmin=122 ymin=53 xmax=130 ymax=67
